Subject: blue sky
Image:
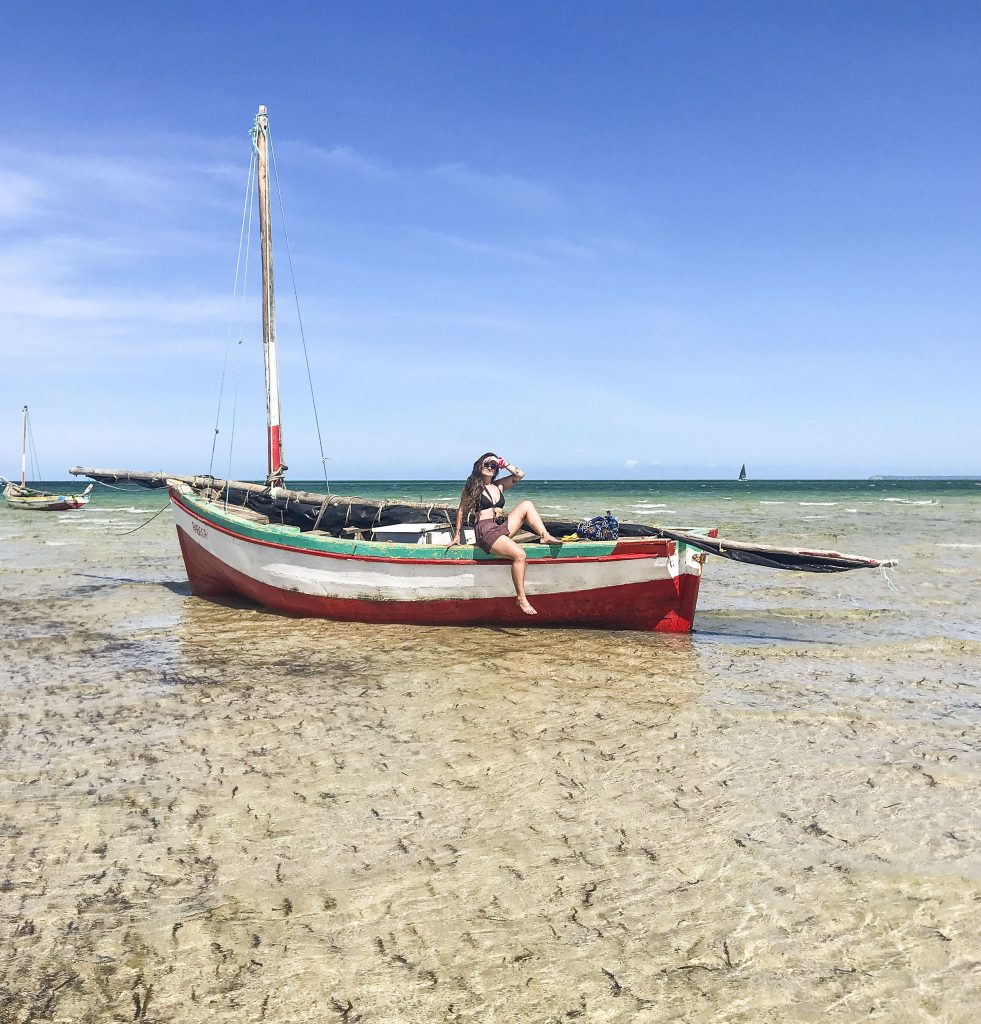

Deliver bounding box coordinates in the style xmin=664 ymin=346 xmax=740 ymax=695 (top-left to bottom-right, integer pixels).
xmin=3 ymin=1 xmax=979 ymax=480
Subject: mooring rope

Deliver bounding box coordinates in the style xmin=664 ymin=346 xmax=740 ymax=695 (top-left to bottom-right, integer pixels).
xmin=117 ymin=504 xmax=170 ymax=536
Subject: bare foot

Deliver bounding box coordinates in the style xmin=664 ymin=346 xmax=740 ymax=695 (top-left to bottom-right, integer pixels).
xmin=517 ymin=597 xmax=538 ymax=615
xmin=539 ymin=534 xmax=563 ymax=546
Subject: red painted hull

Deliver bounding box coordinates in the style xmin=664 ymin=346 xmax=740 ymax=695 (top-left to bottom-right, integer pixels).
xmin=176 ymin=524 xmax=703 ymax=632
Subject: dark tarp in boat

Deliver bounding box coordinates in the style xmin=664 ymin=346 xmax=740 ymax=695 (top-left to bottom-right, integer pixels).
xmin=69 ymin=467 xmax=660 ymax=537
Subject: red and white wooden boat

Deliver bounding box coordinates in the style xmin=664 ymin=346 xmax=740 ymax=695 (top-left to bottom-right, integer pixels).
xmin=168 ymin=480 xmax=710 ymax=631
xmin=157 ymin=106 xmax=710 ymax=632
xmin=70 ymin=107 xmax=894 ymax=629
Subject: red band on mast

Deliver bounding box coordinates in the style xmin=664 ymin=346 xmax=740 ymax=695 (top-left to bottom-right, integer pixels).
xmin=268 ymin=424 xmax=282 ymax=485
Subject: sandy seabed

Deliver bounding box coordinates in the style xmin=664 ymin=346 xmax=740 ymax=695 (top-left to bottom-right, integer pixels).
xmin=1 ymin=500 xmax=979 ymax=1023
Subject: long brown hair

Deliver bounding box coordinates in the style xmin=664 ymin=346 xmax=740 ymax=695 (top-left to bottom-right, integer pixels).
xmin=459 ymin=452 xmax=499 ymax=523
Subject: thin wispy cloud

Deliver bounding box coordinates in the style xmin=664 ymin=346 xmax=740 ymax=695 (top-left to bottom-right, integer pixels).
xmin=2 ymin=144 xmax=244 ymax=224
xmin=539 ymin=238 xmax=596 ymax=261
xmin=0 ymin=282 xmax=229 ymax=325
xmin=0 ymin=144 xmax=244 ymax=365
xmin=416 ymin=230 xmax=597 ymax=267
xmin=274 ymin=140 xmax=564 ymax=232
xmin=274 ymin=140 xmax=560 ymax=214
xmin=431 ymin=162 xmax=560 ymax=211
xmin=0 ymin=172 xmax=45 ymax=221
xmin=275 ymin=139 xmax=395 ymax=179
xmin=0 ymin=235 xmax=138 ymax=277
xmin=420 ymin=230 xmax=546 ymax=267
xmin=5 ymin=151 xmax=157 ymax=212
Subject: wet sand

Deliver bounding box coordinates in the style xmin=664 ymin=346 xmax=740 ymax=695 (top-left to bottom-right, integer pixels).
xmin=1 ymin=493 xmax=979 ymax=1022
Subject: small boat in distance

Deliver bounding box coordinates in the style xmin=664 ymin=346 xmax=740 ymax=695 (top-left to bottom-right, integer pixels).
xmin=3 ymin=406 xmax=92 ymax=511
xmin=738 ymin=464 xmax=748 ymax=481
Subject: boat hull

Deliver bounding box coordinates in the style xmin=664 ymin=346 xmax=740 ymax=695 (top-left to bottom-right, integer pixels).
xmin=169 ymin=486 xmax=707 ymax=632
xmin=3 ymin=483 xmax=90 ymax=511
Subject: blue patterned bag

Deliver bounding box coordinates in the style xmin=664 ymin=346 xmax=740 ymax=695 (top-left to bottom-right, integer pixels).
xmin=577 ymin=511 xmax=619 ymax=541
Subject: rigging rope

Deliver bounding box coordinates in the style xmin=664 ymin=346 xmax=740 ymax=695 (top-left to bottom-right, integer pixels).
xmin=210 ymin=148 xmax=257 ymax=477
xmin=209 ymin=134 xmax=257 ymax=509
xmin=26 ymin=411 xmax=42 ymax=484
xmin=226 ymin=160 xmax=256 ymax=510
xmin=268 ymin=131 xmax=331 ymax=494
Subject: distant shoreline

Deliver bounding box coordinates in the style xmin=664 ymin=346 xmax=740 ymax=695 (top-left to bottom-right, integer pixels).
xmin=27 ymin=475 xmax=981 ymax=485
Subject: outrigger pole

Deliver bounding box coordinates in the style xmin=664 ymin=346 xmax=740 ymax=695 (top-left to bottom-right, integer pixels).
xmin=253 ymin=105 xmax=285 ymax=487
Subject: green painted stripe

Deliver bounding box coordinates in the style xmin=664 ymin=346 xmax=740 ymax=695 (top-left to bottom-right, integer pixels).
xmin=179 ymin=492 xmax=618 ymax=561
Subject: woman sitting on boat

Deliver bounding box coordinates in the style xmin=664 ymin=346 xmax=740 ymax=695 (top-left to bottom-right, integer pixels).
xmin=451 ymin=452 xmax=563 ymax=615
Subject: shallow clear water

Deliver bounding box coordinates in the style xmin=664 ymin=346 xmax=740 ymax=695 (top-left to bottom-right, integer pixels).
xmin=1 ymin=479 xmax=979 ymax=1022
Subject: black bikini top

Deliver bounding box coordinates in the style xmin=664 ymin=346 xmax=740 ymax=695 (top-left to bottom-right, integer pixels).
xmin=479 ymin=485 xmax=505 ymax=511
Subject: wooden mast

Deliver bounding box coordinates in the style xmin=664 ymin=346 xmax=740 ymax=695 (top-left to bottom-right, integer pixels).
xmin=21 ymin=406 xmax=27 ymax=487
xmin=253 ymin=105 xmax=285 ymax=487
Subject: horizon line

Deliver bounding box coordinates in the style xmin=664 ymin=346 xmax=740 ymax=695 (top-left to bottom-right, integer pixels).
xmin=42 ymin=474 xmax=981 ymax=484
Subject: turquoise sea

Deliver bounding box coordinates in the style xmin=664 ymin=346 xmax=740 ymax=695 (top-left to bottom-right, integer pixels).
xmin=68 ymin=474 xmax=981 ymax=524
xmin=2 ymin=476 xmax=979 ymax=1021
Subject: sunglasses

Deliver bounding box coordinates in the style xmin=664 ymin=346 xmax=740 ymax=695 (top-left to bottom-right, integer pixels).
xmin=482 ymin=461 xmax=499 ymax=470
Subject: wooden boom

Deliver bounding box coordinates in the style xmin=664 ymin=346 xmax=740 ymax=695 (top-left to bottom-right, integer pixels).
xmin=68 ymin=466 xmax=447 ymax=512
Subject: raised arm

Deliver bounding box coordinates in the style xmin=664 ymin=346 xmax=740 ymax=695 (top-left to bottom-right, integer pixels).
xmin=498 ymin=460 xmax=525 ymax=490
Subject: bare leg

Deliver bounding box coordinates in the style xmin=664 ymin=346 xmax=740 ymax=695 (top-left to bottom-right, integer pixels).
xmin=507 ymin=500 xmax=563 ymax=545
xmin=489 ymin=534 xmax=536 ymax=615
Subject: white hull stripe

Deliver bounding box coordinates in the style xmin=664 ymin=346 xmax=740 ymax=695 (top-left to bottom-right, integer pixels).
xmin=172 ymin=500 xmax=693 ymax=604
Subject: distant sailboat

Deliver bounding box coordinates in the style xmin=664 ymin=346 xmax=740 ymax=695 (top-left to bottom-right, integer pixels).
xmin=3 ymin=406 xmax=92 ymax=511
xmin=738 ymin=464 xmax=747 ymax=482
